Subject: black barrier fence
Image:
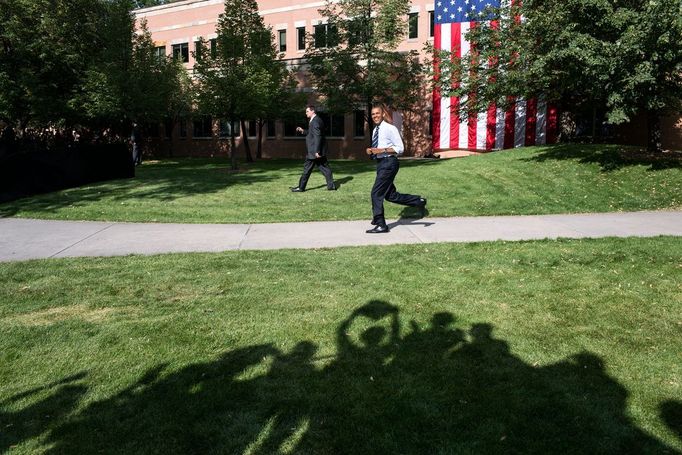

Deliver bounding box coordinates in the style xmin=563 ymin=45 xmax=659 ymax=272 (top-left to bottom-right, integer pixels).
xmin=0 ymin=144 xmax=134 ymax=203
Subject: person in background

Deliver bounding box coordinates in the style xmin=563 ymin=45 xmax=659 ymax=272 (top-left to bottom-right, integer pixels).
xmin=290 ymin=105 xmax=336 ymax=192
xmin=131 ymin=122 xmax=142 ymax=166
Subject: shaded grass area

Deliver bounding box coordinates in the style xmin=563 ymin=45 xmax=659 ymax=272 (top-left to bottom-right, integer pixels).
xmin=1 ymin=237 xmax=680 ymax=453
xmin=0 ymin=144 xmax=679 ymax=223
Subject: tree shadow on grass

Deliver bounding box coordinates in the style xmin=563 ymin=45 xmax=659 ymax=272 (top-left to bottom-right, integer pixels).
xmin=11 ymin=301 xmax=677 ymax=453
xmin=0 ymin=160 xmax=300 ymax=218
xmin=524 ymin=144 xmax=682 ymax=172
xmin=0 ymin=158 xmax=446 ymax=218
xmin=0 ymin=160 xmax=367 ymax=218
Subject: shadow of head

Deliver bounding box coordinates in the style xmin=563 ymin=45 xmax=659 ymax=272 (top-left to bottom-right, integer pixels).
xmin=660 ymin=400 xmax=682 ymax=441
xmin=360 ymin=326 xmax=388 ymax=347
xmin=355 ymin=300 xmax=398 ymax=320
xmin=290 ymin=341 xmax=318 ymax=361
xmin=431 ymin=312 xmax=455 ymax=328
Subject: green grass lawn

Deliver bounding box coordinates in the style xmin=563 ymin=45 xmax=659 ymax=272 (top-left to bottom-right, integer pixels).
xmin=1 ymin=144 xmax=680 ymax=223
xmin=1 ymin=237 xmax=680 ymax=453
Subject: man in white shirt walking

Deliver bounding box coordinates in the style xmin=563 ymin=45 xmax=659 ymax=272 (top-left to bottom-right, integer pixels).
xmin=365 ymin=104 xmax=426 ymax=233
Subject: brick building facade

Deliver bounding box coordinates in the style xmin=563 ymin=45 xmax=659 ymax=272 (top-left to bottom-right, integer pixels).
xmin=135 ymin=0 xmax=436 ymax=159
xmin=134 ymin=0 xmax=682 ymax=159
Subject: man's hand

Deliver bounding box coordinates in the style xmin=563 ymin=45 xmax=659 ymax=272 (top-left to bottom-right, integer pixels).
xmin=315 ymin=152 xmax=321 ymax=158
xmin=296 ymin=127 xmax=304 ymax=134
xmin=366 ymin=148 xmax=374 ymax=155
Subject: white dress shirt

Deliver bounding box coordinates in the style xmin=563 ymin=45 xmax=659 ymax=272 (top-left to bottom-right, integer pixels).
xmin=373 ymin=121 xmax=404 ymax=155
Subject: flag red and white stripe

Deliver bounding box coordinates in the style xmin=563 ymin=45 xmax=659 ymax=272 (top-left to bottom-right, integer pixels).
xmin=432 ymin=10 xmax=558 ymax=152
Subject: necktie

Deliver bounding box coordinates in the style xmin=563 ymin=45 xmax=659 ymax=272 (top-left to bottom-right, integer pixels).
xmin=371 ymin=125 xmax=379 ymax=148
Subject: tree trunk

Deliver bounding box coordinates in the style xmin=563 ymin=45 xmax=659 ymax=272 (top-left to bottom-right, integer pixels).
xmin=646 ymin=110 xmax=663 ymax=153
xmin=590 ymin=106 xmax=597 ymax=143
xmin=168 ymin=118 xmax=176 ymax=157
xmin=241 ymin=119 xmax=253 ymax=163
xmin=229 ymin=118 xmax=238 ymax=171
xmin=256 ymin=119 xmax=263 ymax=160
xmin=366 ymin=98 xmax=373 ymax=147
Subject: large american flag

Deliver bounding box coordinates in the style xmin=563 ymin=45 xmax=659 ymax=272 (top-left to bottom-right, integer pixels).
xmin=432 ymin=0 xmax=558 ymax=151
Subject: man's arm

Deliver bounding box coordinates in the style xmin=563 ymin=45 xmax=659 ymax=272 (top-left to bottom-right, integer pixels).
xmin=310 ymin=117 xmax=323 ymax=155
xmin=387 ymin=125 xmax=404 ymax=154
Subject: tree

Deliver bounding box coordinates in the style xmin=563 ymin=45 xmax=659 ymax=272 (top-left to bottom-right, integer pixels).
xmin=430 ymin=0 xmax=682 ymax=152
xmin=70 ymin=3 xmax=189 ymax=135
xmin=194 ymin=0 xmax=290 ymax=169
xmin=255 ymin=75 xmax=305 ymax=159
xmin=131 ymin=0 xmax=182 ymax=8
xmin=609 ymin=0 xmax=682 ymax=151
xmin=165 ymin=68 xmax=194 ymax=156
xmin=0 ymin=0 xmax=187 ymax=143
xmin=305 ymin=0 xmax=424 ymax=138
xmin=0 ymin=0 xmax=109 ymax=130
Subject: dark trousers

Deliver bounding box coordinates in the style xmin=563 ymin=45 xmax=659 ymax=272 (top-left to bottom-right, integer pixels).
xmin=298 ymin=156 xmax=334 ymax=190
xmin=132 ymin=144 xmax=141 ymax=165
xmin=371 ymin=156 xmax=422 ymax=226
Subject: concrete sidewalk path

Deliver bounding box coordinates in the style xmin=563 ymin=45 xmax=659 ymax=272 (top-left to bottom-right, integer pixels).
xmin=1 ymin=210 xmax=681 ymax=262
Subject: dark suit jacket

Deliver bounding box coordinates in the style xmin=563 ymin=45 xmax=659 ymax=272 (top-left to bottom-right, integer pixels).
xmin=302 ymin=115 xmax=327 ymax=159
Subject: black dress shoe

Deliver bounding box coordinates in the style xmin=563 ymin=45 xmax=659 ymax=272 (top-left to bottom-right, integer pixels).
xmin=327 ymin=186 xmax=337 ymax=191
xmin=290 ymin=187 xmax=304 ymax=192
xmin=366 ymin=225 xmax=389 ymax=234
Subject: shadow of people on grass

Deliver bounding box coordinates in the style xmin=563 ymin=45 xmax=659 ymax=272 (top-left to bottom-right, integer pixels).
xmin=0 ymin=372 xmax=87 ymax=452
xmin=40 ymin=302 xmax=678 ymax=453
xmin=662 ymin=401 xmax=682 ymax=444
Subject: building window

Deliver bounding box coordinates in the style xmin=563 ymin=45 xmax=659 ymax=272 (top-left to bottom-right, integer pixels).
xmin=429 ymin=11 xmax=435 ymax=38
xmin=193 ymin=116 xmax=213 ymax=138
xmin=172 ymin=43 xmax=189 ymax=63
xmin=284 ymin=118 xmax=305 ymax=137
xmin=266 ymin=120 xmax=276 ymax=138
xmin=318 ymin=112 xmax=344 ymax=137
xmin=210 ymin=38 xmax=217 ymax=58
xmin=219 ymin=120 xmax=240 ymax=138
xmin=347 ymin=18 xmax=366 ymax=47
xmin=194 ymin=40 xmax=204 ymax=61
xmin=246 ymin=120 xmax=257 ymax=138
xmin=154 ymin=46 xmax=166 ymax=59
xmin=278 ymin=29 xmax=287 ymax=53
xmin=408 ymin=13 xmax=419 ymax=39
xmin=354 ymin=110 xmax=366 ymax=137
xmin=330 ymin=113 xmax=345 ymax=137
xmin=297 ymin=26 xmax=306 ymax=50
xmin=164 ymin=118 xmax=173 ymax=138
xmin=146 ymin=122 xmax=160 ymax=138
xmin=314 ymin=23 xmax=337 ymax=49
xmin=179 ymin=118 xmax=187 ymax=138
xmin=219 ymin=121 xmax=228 ymax=137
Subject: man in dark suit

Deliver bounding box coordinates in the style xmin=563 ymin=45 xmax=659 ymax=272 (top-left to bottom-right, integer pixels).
xmin=290 ymin=105 xmax=336 ymax=192
xmin=130 ymin=122 xmax=142 ymax=166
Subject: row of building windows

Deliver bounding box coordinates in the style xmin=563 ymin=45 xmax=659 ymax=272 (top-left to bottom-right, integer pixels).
xmin=147 ymin=111 xmax=399 ymax=140
xmin=161 ymin=12 xmax=436 ymax=63
xmin=276 ymin=12 xmax=435 ymax=52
